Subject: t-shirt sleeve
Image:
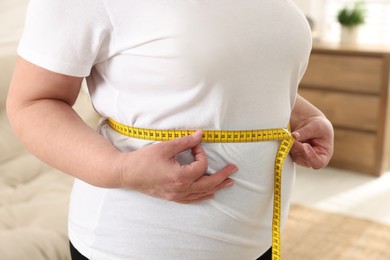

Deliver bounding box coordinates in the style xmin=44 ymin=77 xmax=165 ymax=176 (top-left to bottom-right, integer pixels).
xmin=17 ymin=0 xmax=114 ymax=77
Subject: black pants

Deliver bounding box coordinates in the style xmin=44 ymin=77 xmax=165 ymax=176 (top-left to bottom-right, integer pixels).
xmin=256 ymin=247 xmax=272 ymax=260
xmin=70 ymin=242 xmax=88 ymax=260
xmin=70 ymin=241 xmax=272 ymax=260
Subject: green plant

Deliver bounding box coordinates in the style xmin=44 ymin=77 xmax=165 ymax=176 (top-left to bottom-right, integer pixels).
xmin=337 ymin=1 xmax=366 ymax=27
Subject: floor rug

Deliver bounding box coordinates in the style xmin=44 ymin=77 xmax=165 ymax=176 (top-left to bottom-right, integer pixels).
xmin=282 ymin=204 xmax=390 ymax=260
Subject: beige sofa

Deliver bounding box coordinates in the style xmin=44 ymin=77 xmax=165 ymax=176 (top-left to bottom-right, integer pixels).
xmin=0 ymin=1 xmax=99 ymax=259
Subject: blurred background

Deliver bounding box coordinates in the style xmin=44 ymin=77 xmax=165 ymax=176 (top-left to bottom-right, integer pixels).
xmin=294 ymin=0 xmax=390 ymax=45
xmin=1 ymin=0 xmax=390 ymax=259
xmin=290 ymin=0 xmax=390 ymax=224
xmin=288 ymin=1 xmax=390 ymax=259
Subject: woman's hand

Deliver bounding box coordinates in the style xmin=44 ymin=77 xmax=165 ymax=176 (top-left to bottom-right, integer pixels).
xmin=118 ymin=131 xmax=238 ymax=204
xmin=290 ymin=95 xmax=334 ymax=169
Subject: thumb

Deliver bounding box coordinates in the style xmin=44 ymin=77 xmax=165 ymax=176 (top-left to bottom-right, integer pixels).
xmin=163 ymin=130 xmax=203 ymax=156
xmin=292 ymin=124 xmax=317 ymax=142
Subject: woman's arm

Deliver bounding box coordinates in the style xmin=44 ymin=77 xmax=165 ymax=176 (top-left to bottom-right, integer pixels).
xmin=290 ymin=94 xmax=334 ymax=169
xmin=6 ymin=57 xmax=237 ymax=203
xmin=7 ymin=57 xmax=124 ymax=187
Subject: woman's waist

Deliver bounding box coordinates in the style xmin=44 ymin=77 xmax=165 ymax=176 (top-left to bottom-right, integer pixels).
xmin=100 ymin=119 xmax=291 ymax=174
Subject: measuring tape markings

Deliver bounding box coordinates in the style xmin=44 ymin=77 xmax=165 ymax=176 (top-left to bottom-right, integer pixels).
xmin=272 ymin=137 xmax=294 ymax=259
xmin=108 ymin=117 xmax=294 ymax=260
xmin=108 ymin=118 xmax=291 ymax=142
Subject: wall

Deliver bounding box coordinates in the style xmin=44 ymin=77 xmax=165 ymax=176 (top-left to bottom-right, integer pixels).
xmin=0 ymin=0 xmax=28 ymax=46
xmin=293 ymin=0 xmax=327 ymax=40
xmin=292 ymin=0 xmax=311 ymax=13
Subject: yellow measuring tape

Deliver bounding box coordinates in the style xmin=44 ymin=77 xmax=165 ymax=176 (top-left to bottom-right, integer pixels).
xmin=108 ymin=117 xmax=294 ymax=260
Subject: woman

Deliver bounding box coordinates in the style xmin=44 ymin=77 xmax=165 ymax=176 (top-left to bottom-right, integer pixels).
xmin=7 ymin=0 xmax=333 ymax=259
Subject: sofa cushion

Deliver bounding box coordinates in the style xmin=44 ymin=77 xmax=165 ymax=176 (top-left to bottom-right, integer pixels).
xmin=0 ymin=228 xmax=70 ymax=260
xmin=0 ymin=44 xmax=17 ymax=110
xmin=0 ymin=154 xmax=73 ymax=260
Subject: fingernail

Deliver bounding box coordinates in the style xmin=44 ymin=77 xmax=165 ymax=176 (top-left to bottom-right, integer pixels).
xmin=231 ymin=166 xmax=239 ymax=174
xmin=225 ymin=180 xmax=234 ymax=187
xmin=192 ymin=130 xmax=202 ymax=139
xmin=303 ymin=143 xmax=311 ymax=153
xmin=292 ymin=131 xmax=300 ymax=140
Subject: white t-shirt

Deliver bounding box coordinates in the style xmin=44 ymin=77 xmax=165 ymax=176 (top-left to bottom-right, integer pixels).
xmin=18 ymin=0 xmax=312 ymax=259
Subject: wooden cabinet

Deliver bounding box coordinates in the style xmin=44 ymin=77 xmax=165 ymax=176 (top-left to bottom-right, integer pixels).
xmin=299 ymin=43 xmax=390 ymax=175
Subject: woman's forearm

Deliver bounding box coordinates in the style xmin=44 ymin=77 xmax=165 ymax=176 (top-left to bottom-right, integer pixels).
xmin=7 ymin=97 xmax=124 ymax=188
xmin=7 ymin=58 xmax=123 ymax=188
xmin=289 ymin=94 xmax=334 ymax=168
xmin=290 ymin=94 xmax=326 ymax=129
